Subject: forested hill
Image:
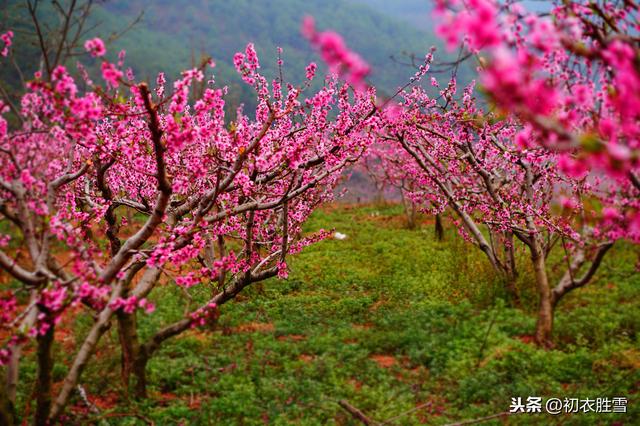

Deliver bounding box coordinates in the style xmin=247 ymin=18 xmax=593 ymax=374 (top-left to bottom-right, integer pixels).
xmin=3 ymin=0 xmax=471 ymax=110
xmin=350 ymin=0 xmax=434 ymax=31
xmin=96 ymin=0 xmax=448 ymax=105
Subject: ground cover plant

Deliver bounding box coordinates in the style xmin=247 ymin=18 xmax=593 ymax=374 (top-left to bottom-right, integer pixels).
xmin=9 ymin=203 xmax=637 ymax=424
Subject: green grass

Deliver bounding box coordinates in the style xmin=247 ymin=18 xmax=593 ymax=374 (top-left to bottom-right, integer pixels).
xmin=16 ymin=204 xmax=640 ymax=424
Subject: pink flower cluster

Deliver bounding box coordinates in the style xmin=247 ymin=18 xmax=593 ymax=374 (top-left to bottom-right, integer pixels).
xmin=305 ymin=62 xmax=317 ymax=81
xmin=0 ymin=30 xmax=13 ymax=57
xmin=101 ymin=62 xmax=123 ymax=88
xmin=233 ymin=43 xmax=261 ymax=85
xmin=190 ymin=303 xmax=218 ymax=328
xmin=434 ymin=0 xmax=500 ymax=51
xmin=110 ymin=296 xmax=155 ymax=314
xmin=84 ymin=37 xmax=106 ymax=58
xmin=301 ymin=16 xmax=370 ymax=91
xmin=482 ymin=48 xmax=559 ymax=117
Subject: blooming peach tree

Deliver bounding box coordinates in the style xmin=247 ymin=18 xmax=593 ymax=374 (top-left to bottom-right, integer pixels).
xmin=378 ymin=78 xmax=616 ymax=347
xmin=302 ymin=5 xmax=635 ymax=347
xmin=0 ymin=35 xmax=377 ymax=423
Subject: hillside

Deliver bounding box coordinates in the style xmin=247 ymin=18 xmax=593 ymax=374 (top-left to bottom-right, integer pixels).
xmin=351 ymin=0 xmax=434 ymax=31
xmin=97 ymin=0 xmax=452 ymax=107
xmin=1 ymin=0 xmax=472 ymax=111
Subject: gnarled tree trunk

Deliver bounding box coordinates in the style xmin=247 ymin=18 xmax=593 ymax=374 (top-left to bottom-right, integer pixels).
xmin=133 ymin=347 xmax=150 ymax=399
xmin=132 ymin=267 xmax=277 ymax=398
xmin=0 ymin=377 xmax=15 ymax=426
xmin=34 ymin=321 xmax=55 ymax=426
xmin=434 ymin=214 xmax=444 ymax=241
xmin=497 ymin=231 xmax=520 ymax=306
xmin=532 ymin=249 xmax=553 ymax=348
xmin=117 ymin=310 xmax=141 ymax=392
xmin=132 ymin=317 xmax=194 ymax=398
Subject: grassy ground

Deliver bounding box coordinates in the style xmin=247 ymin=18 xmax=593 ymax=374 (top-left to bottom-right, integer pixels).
xmin=16 ymin=204 xmax=640 ymax=424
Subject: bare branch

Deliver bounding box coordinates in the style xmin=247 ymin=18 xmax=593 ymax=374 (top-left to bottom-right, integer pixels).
xmin=0 ymin=248 xmax=44 ymax=285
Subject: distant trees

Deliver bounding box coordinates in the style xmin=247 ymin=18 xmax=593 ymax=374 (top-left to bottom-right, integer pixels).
xmin=378 ymin=80 xmax=615 ymax=346
xmin=361 ymin=143 xmax=422 ymax=229
xmin=427 ymin=0 xmax=638 ymax=343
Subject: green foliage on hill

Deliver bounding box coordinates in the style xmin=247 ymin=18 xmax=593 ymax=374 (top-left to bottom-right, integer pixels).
xmin=1 ymin=0 xmax=472 ymax=112
xmin=98 ymin=0 xmax=457 ymax=110
xmin=351 ymin=0 xmax=434 ymax=31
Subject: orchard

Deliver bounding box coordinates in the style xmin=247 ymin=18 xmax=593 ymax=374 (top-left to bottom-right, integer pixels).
xmin=0 ymin=0 xmax=638 ymax=424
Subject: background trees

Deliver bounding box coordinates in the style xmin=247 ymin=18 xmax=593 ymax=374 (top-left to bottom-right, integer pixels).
xmin=378 ymin=80 xmax=616 ymax=346
xmin=307 ymin=0 xmax=639 ymax=347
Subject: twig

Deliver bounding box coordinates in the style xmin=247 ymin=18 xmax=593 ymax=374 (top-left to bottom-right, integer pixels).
xmin=76 ymin=385 xmax=99 ymax=414
xmin=338 ymin=399 xmax=379 ymax=425
xmin=476 ymin=307 xmax=499 ymax=366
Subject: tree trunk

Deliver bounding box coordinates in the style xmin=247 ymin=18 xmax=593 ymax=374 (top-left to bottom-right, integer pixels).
xmin=551 ymin=243 xmax=614 ymax=309
xmin=532 ymin=251 xmax=553 ymax=348
xmin=374 ymin=191 xmax=383 ymax=205
xmin=400 ymin=190 xmax=417 ymax=229
xmin=133 ymin=349 xmax=149 ymax=399
xmin=498 ymin=232 xmax=520 ymax=306
xmin=117 ymin=311 xmax=140 ymax=392
xmin=6 ymin=344 xmax=22 ymax=406
xmin=503 ymin=269 xmax=520 ymax=308
xmin=406 ymin=203 xmax=417 ymax=229
xmin=434 ymin=214 xmax=444 ymax=241
xmin=132 ymin=316 xmax=194 ymax=398
xmin=34 ymin=322 xmax=55 ymax=426
xmin=49 ymin=301 xmax=117 ymax=421
xmin=7 ymin=293 xmax=38 ymax=406
xmin=0 ymin=376 xmax=15 ymax=426
xmin=132 ymin=267 xmax=277 ymax=399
